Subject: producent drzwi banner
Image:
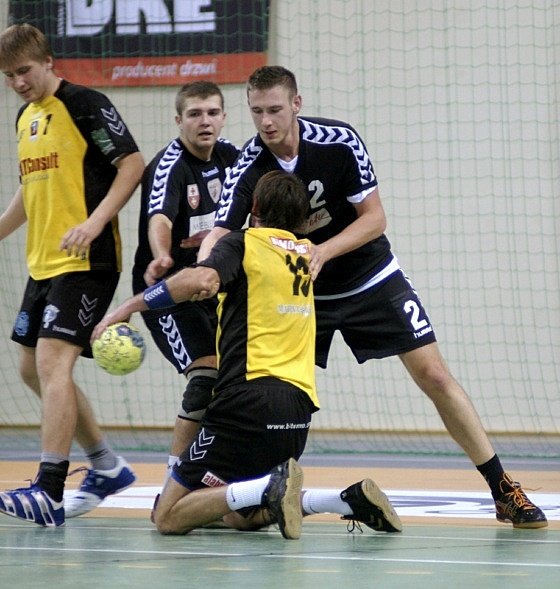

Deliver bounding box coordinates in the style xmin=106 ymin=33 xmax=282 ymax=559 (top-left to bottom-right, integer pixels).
xmin=8 ymin=0 xmax=270 ymax=87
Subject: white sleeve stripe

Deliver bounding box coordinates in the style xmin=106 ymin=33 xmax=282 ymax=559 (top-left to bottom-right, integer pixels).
xmin=148 ymin=140 xmax=184 ymax=214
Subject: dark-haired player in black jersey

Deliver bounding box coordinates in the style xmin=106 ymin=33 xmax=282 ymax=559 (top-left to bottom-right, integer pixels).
xmin=0 ymin=23 xmax=144 ymax=527
xmin=92 ymin=170 xmax=402 ymax=539
xmin=132 ymin=82 xmax=239 ymax=497
xmin=198 ymin=65 xmax=547 ymax=530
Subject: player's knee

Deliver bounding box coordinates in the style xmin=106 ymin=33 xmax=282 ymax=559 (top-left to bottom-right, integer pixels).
xmin=155 ymin=510 xmax=193 ymax=535
xmin=415 ymin=359 xmax=457 ymax=398
xmin=178 ymin=367 xmax=217 ymax=422
xmin=19 ymin=363 xmax=39 ymax=393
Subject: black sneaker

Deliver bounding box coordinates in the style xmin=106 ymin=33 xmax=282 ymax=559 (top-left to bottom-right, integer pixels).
xmin=495 ymin=473 xmax=548 ymax=529
xmin=341 ymin=479 xmax=402 ymax=533
xmin=261 ymin=458 xmax=303 ymax=539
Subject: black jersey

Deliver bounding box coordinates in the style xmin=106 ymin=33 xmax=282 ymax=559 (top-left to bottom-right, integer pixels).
xmin=199 ymin=227 xmax=319 ymax=409
xmin=16 ymin=80 xmax=139 ymax=279
xmin=132 ymin=137 xmax=239 ymax=289
xmin=214 ymin=117 xmax=393 ymax=296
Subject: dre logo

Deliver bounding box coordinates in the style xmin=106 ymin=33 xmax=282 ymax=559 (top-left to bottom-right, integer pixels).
xmin=60 ymin=0 xmax=216 ymax=36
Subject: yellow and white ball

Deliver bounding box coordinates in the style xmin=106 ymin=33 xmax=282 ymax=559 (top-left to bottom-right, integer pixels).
xmin=92 ymin=322 xmax=146 ymax=376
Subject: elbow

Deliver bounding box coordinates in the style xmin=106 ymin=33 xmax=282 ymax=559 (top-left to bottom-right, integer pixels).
xmin=378 ymin=215 xmax=387 ymax=235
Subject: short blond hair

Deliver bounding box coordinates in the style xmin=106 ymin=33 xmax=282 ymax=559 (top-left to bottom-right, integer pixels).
xmin=0 ymin=23 xmax=52 ymax=70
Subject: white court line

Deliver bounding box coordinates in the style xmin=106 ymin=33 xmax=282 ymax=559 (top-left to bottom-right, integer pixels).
xmin=0 ymin=545 xmax=559 ymax=568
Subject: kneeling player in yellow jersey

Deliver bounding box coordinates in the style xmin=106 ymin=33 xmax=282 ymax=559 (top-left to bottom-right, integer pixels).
xmin=91 ymin=170 xmax=402 ymax=539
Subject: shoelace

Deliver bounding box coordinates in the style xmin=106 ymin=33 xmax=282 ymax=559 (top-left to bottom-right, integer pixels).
xmin=500 ymin=474 xmax=534 ymax=510
xmin=68 ymin=466 xmax=89 ymax=478
xmin=344 ymin=518 xmax=364 ymax=533
xmin=67 ymin=466 xmax=96 ymax=488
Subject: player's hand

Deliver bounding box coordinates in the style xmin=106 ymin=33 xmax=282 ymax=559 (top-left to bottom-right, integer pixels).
xmin=188 ymin=283 xmax=219 ymax=301
xmin=91 ymin=310 xmax=131 ymax=342
xmin=144 ymin=256 xmax=174 ymax=286
xmin=60 ymin=218 xmax=104 ymax=259
xmin=179 ymin=229 xmax=210 ymax=249
xmin=309 ymin=243 xmax=329 ymax=281
xmin=91 ymin=314 xmax=115 ymax=342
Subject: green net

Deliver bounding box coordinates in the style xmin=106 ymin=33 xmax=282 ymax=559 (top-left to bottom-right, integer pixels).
xmin=0 ymin=0 xmax=558 ymax=457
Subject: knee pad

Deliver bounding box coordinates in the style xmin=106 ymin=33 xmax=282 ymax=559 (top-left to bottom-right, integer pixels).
xmin=178 ymin=367 xmax=217 ymax=422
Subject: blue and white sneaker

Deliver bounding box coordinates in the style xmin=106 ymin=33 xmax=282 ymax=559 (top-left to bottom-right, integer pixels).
xmin=0 ymin=484 xmax=64 ymax=527
xmin=65 ymin=456 xmax=136 ymax=518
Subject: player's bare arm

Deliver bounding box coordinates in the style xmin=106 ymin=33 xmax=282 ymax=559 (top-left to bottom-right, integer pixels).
xmin=60 ymin=151 xmax=145 ymax=258
xmin=197 ymin=225 xmax=231 ymax=261
xmin=0 ymin=186 xmax=27 ymax=241
xmin=309 ymin=188 xmax=386 ymax=279
xmin=179 ymin=229 xmax=211 ymax=249
xmin=92 ymin=265 xmax=220 ymax=340
xmin=145 ymin=213 xmax=175 ymax=285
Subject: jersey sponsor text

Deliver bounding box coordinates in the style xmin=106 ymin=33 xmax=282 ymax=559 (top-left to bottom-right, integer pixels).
xmin=19 ymin=152 xmax=60 ymax=176
xmin=269 ymin=236 xmax=310 ymax=255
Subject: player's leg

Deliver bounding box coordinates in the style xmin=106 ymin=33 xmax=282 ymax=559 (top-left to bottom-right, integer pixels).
xmin=331 ymin=271 xmax=491 ymax=464
xmin=328 ymin=269 xmax=546 ymax=529
xmin=35 ymin=338 xmax=81 ymax=458
xmin=0 ymin=280 xmax=71 ymax=526
xmin=0 ymin=337 xmax=79 ymax=527
xmin=155 ymin=381 xmax=313 ymax=537
xmin=154 ymin=477 xmax=227 ymax=534
xmin=20 ymin=343 xmax=107 ymax=452
xmin=43 ymin=272 xmax=135 ymax=517
xmin=169 ymin=359 xmax=217 ymax=475
xmin=301 ymin=480 xmax=402 ymax=532
xmin=400 ymin=342 xmax=494 ymax=464
xmin=399 ymin=342 xmax=547 ymax=528
xmin=156 ymin=459 xmax=304 ymax=539
xmin=140 ymin=302 xmax=217 ymax=482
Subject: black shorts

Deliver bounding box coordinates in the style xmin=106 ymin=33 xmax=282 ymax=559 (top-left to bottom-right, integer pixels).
xmin=140 ymin=297 xmax=217 ymax=374
xmin=11 ymin=271 xmax=119 ymax=358
xmin=315 ymin=269 xmax=437 ymax=368
xmin=172 ymin=378 xmax=315 ymax=490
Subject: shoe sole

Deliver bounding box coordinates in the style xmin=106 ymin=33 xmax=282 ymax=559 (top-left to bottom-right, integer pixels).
xmin=497 ymin=515 xmax=548 ymax=529
xmin=65 ymin=476 xmax=136 ymax=518
xmin=0 ymin=509 xmax=65 ymax=527
xmin=0 ymin=492 xmax=65 ymax=527
xmin=279 ymin=458 xmax=304 ymax=540
xmin=361 ymin=479 xmax=403 ymax=533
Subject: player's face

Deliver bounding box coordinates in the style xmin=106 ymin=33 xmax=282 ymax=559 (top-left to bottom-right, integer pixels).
xmin=2 ymin=56 xmax=56 ymax=103
xmin=176 ymin=94 xmax=226 ymax=161
xmin=248 ymin=85 xmax=301 ymax=154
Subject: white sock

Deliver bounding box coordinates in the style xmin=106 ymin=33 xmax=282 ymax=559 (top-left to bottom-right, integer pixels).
xmin=302 ymin=489 xmax=352 ymax=516
xmin=226 ymin=475 xmax=271 ymax=511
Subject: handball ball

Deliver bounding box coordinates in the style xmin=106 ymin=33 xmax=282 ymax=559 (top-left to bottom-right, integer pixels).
xmin=92 ymin=322 xmax=146 ymax=376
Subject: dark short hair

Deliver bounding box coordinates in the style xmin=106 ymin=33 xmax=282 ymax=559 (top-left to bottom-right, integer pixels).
xmin=0 ymin=23 xmax=52 ymax=69
xmin=247 ymin=66 xmax=298 ymax=98
xmin=252 ymin=170 xmax=309 ymax=232
xmin=175 ymin=81 xmax=225 ymax=115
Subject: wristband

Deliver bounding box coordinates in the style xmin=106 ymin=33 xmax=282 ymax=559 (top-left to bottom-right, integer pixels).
xmin=143 ymin=281 xmax=175 ymax=310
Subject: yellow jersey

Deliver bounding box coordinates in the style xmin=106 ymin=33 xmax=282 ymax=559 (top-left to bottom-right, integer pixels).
xmin=16 ymin=80 xmax=139 ymax=280
xmin=200 ymin=227 xmax=319 ymax=409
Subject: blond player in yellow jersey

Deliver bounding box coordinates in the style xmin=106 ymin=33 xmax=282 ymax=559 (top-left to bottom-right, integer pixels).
xmin=91 ymin=171 xmax=402 ymax=539
xmin=0 ymin=23 xmax=144 ymax=527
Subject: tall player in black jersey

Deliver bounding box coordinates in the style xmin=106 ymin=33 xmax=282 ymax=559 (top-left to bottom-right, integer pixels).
xmin=0 ymin=24 xmax=144 ymax=527
xmin=92 ymin=171 xmax=402 ymax=539
xmin=132 ymin=82 xmax=239 ymax=496
xmin=199 ymin=66 xmax=547 ymax=530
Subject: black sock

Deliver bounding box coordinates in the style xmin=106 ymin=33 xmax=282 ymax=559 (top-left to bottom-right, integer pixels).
xmin=476 ymin=454 xmax=505 ymax=500
xmin=37 ymin=461 xmax=69 ymax=503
